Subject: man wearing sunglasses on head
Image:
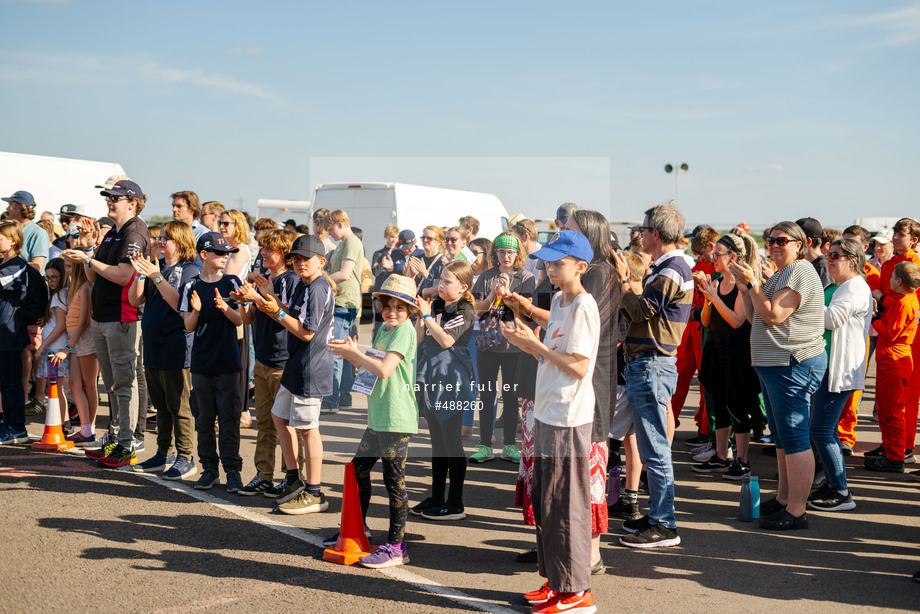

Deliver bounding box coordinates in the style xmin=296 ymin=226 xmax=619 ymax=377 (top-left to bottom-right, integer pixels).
xmin=62 ymin=180 xmax=151 ymax=468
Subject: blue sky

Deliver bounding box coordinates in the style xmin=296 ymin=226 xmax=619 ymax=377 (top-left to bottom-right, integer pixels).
xmin=1 ymin=1 xmax=918 ymax=228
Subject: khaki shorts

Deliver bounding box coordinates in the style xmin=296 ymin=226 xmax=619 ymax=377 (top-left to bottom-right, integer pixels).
xmin=270 ymin=385 xmax=321 ymax=430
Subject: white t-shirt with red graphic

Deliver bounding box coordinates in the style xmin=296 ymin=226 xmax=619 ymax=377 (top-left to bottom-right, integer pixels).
xmin=535 ymin=291 xmax=600 ymax=428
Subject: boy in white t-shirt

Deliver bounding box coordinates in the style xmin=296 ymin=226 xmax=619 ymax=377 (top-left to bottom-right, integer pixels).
xmin=502 ymin=230 xmax=600 ymax=614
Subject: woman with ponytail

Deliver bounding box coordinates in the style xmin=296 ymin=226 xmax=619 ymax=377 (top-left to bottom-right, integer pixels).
xmin=693 ymin=232 xmax=762 ymax=479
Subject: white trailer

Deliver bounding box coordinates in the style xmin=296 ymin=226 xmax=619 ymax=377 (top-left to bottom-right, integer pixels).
xmin=255 ymin=199 xmax=312 ymax=227
xmin=311 ymin=182 xmax=509 ymax=256
xmin=0 ymin=151 xmax=125 ymax=220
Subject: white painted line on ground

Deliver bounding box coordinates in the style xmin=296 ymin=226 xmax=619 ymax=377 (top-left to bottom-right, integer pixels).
xmin=135 ymin=473 xmax=521 ymax=614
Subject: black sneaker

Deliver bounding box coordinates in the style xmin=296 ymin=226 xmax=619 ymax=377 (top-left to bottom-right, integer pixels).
xmin=864 ymin=454 xmax=904 ymax=473
xmin=225 ymin=470 xmax=244 ymax=493
xmin=840 ymin=443 xmax=853 ymax=456
xmin=807 ymin=488 xmax=855 ymax=512
xmin=239 ymin=475 xmax=273 ymax=496
xmin=722 ymin=460 xmax=751 ymax=481
xmin=608 ymin=497 xmax=641 ymax=520
xmin=619 ymin=524 xmax=680 ymax=548
xmin=421 ymin=504 xmax=466 ymax=521
xmin=807 ymin=483 xmax=835 ymax=503
xmin=622 ymin=514 xmax=650 ymax=534
xmin=911 ymin=469 xmax=920 ymax=482
xmin=515 ymin=548 xmax=538 ymax=563
xmin=263 ymin=482 xmax=287 ymax=499
xmin=410 ymin=497 xmax=440 ymax=517
xmin=863 ymin=446 xmax=884 ymax=457
xmin=760 ymin=509 xmax=808 ymax=530
xmin=905 ymin=450 xmax=916 ymax=464
xmin=691 ymin=456 xmax=731 ymax=474
xmin=684 ymin=433 xmax=709 ymax=448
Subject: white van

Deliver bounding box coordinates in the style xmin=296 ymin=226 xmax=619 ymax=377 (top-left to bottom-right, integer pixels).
xmin=311 ymin=182 xmax=509 ymax=256
xmin=255 ymin=199 xmax=311 ymax=227
xmin=0 ymin=151 xmax=126 ymax=219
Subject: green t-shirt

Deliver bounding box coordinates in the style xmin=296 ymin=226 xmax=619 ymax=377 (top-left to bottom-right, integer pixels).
xmin=368 ymin=320 xmax=419 ymax=433
xmin=822 ymin=284 xmax=837 ymax=356
xmin=330 ymin=234 xmax=364 ymax=308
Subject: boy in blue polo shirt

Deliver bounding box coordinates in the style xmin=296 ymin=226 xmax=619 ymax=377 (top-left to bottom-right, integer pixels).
xmin=180 ymin=232 xmax=244 ymax=492
xmin=502 ymin=231 xmax=600 ymax=614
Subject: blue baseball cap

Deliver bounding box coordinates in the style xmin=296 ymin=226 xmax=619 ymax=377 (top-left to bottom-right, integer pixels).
xmin=529 ymin=230 xmax=593 ymax=263
xmin=196 ymin=232 xmax=239 ymax=254
xmin=2 ymin=190 xmax=36 ymax=208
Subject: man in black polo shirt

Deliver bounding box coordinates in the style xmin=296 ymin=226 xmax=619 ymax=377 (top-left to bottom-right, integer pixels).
xmin=62 ymin=180 xmax=150 ymax=467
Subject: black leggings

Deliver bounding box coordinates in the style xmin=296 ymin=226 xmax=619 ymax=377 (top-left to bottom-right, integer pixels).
xmin=707 ymin=363 xmax=758 ymax=434
xmin=423 ymin=405 xmax=466 ymax=508
xmin=477 ymin=351 xmax=520 ymax=448
xmin=352 ymin=429 xmax=411 ymax=544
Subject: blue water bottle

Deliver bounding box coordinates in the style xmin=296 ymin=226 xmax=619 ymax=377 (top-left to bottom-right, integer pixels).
xmin=740 ymin=474 xmax=754 ymax=522
xmin=751 ymin=475 xmax=760 ymax=519
xmin=607 ymin=466 xmax=622 ymax=505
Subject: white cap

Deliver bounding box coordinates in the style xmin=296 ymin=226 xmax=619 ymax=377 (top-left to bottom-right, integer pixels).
xmin=72 ymin=202 xmax=107 ymax=219
xmin=94 ymin=174 xmax=131 ymax=190
xmin=874 ymin=228 xmax=893 ymax=244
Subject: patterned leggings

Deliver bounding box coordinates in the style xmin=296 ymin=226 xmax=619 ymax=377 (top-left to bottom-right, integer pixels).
xmin=352 ymin=429 xmax=412 ymax=544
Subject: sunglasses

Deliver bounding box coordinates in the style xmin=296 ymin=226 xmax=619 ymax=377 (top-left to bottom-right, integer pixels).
xmin=445 ymin=237 xmax=461 ymax=244
xmin=105 ymin=195 xmax=126 ymax=203
xmin=154 ymin=236 xmax=175 ymax=244
xmin=470 ymin=250 xmax=484 ymax=257
xmin=421 ymin=236 xmax=436 ymax=243
xmin=496 ymin=249 xmax=517 ymax=256
xmin=765 ymin=237 xmax=798 ymax=247
xmin=218 ymin=220 xmax=233 ymax=227
xmin=825 ymin=252 xmax=846 ymax=261
xmin=636 ymin=226 xmax=654 ymax=233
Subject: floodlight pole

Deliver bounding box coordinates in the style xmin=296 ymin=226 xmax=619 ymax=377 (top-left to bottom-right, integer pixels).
xmin=664 ymin=163 xmax=689 ymax=205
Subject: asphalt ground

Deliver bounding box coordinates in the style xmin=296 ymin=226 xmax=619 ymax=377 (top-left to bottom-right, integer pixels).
xmin=2 ymin=329 xmax=919 ymax=613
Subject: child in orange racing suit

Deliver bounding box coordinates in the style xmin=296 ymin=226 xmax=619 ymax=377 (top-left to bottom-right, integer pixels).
xmin=865 ymin=261 xmax=920 ymax=472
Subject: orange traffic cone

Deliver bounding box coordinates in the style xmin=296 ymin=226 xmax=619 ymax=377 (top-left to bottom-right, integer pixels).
xmin=32 ymin=359 xmax=73 ymax=452
xmin=323 ymin=462 xmax=371 ymax=565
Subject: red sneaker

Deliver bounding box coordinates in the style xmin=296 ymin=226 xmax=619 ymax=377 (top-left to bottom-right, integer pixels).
xmin=524 ymin=581 xmax=555 ymax=605
xmin=532 ymin=591 xmax=596 ymax=614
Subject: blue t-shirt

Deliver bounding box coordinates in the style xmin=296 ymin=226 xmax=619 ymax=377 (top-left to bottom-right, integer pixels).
xmin=252 ymin=270 xmax=300 ymax=369
xmin=280 ymin=275 xmax=335 ymax=397
xmin=142 ymin=260 xmax=199 ymax=370
xmin=179 ymin=274 xmax=242 ymax=375
xmin=21 ymin=222 xmax=50 ymax=272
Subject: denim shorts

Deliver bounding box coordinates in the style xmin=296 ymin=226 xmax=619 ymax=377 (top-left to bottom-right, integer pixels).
xmin=755 ymin=353 xmax=827 ymax=455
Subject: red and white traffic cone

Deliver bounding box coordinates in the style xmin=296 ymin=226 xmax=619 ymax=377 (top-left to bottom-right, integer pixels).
xmin=32 ymin=355 xmax=72 ymax=452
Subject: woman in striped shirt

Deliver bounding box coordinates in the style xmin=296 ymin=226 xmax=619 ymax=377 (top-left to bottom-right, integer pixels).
xmin=730 ymin=221 xmax=827 ymax=531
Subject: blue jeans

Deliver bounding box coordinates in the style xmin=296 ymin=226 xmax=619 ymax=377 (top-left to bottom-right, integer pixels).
xmin=324 ymin=306 xmax=357 ymax=408
xmin=810 ymin=372 xmax=851 ymax=490
xmin=625 ymin=355 xmax=678 ymax=529
xmin=755 ymin=353 xmax=827 ymax=455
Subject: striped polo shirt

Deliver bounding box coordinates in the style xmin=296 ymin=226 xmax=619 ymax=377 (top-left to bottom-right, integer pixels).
xmin=622 ymin=249 xmax=694 ymax=357
xmin=750 ymin=259 xmax=826 ymax=367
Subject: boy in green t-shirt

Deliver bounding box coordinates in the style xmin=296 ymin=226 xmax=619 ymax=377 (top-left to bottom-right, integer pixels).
xmin=327 ymin=274 xmax=418 ymax=569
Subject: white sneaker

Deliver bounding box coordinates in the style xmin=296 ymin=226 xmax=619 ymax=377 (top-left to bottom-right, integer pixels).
xmin=692 ymin=443 xmax=715 ymax=462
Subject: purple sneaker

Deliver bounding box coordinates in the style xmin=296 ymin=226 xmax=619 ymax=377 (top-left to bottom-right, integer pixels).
xmin=358 ymin=542 xmax=408 ymax=569
xmin=66 ymin=432 xmax=96 ymax=447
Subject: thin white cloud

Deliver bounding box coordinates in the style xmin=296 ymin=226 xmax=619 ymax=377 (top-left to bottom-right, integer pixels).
xmin=746 ymin=164 xmax=785 ymax=173
xmin=622 ymin=110 xmax=718 ymax=121
xmin=853 ymin=3 xmax=920 ymax=47
xmin=0 ymin=51 xmax=282 ymax=102
xmin=225 ymin=46 xmax=264 ymax=54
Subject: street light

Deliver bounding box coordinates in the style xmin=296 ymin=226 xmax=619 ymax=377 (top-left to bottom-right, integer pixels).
xmin=664 ymin=163 xmax=689 ymax=205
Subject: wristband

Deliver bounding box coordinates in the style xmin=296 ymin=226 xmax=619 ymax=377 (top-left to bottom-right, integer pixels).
xmin=422 ymin=314 xmax=432 ymax=320
xmin=65 ymin=344 xmax=75 ymax=353
xmin=83 ymin=248 xmax=94 ymax=253
xmin=525 ymin=305 xmax=535 ymax=319
xmin=746 ymin=280 xmax=758 ymax=290
xmin=137 ymin=276 xmax=146 ymax=281
xmin=275 ymin=310 xmax=286 ymax=322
